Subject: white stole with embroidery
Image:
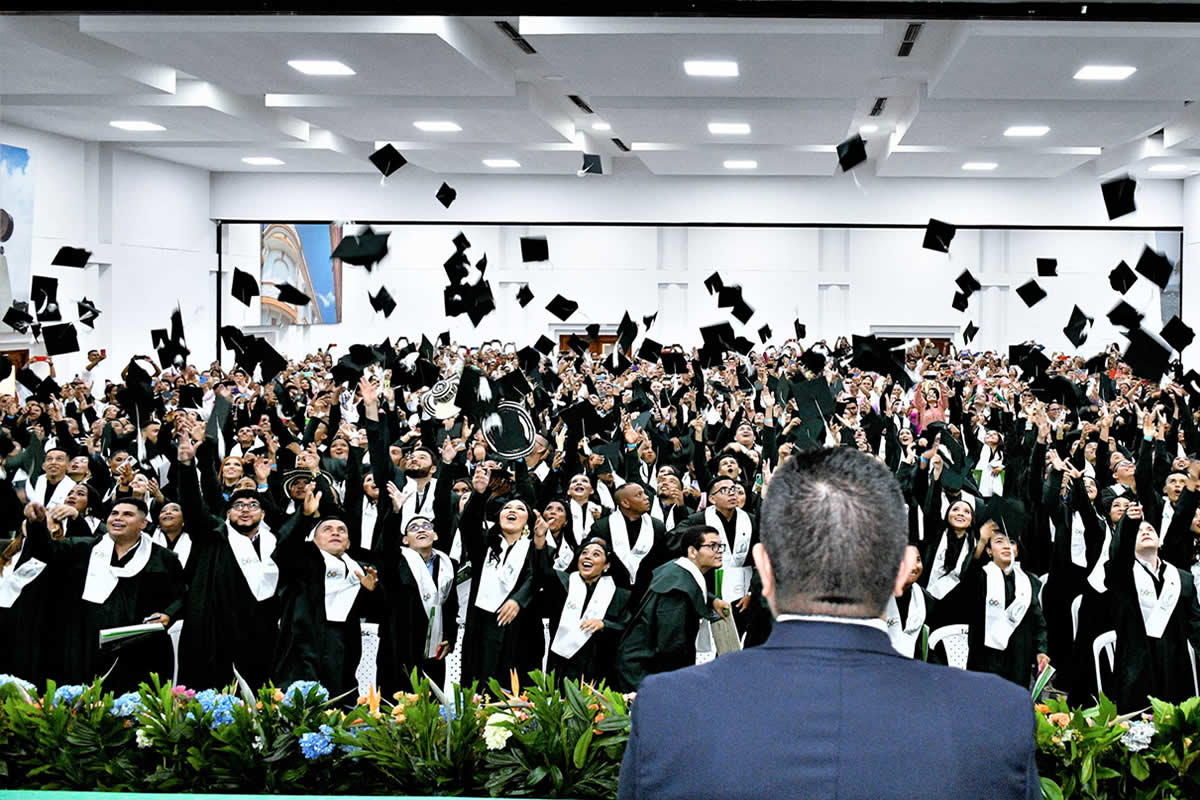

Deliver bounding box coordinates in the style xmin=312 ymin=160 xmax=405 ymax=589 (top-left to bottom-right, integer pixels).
xmin=550 ymin=573 xmax=617 ymax=659
xmin=475 ymin=535 xmax=531 ymax=613
xmin=1134 ymin=560 xmax=1181 ymax=639
xmin=152 ymin=531 xmax=193 ymax=569
xmin=927 ymin=531 xmax=971 ymax=599
xmin=401 ymin=548 xmax=454 ymax=657
xmin=0 ymin=546 xmax=46 ymax=608
xmin=705 ymin=506 xmax=752 ymax=568
xmin=82 ymin=533 xmax=154 ymax=604
xmin=885 ymin=587 xmax=926 ymax=657
xmin=610 ymin=514 xmax=654 ymax=584
xmin=983 ymin=562 xmax=1032 ymax=650
xmin=225 ymin=524 xmax=280 ymax=601
xmin=320 ymin=549 xmax=363 ymax=623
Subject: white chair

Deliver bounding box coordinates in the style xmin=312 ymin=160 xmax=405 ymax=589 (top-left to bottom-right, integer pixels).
xmin=1070 ymin=594 xmax=1083 ymax=642
xmin=928 ymin=624 xmax=971 ymax=669
xmin=167 ymin=620 xmax=184 ymax=686
xmin=1189 ymin=642 xmax=1199 ymax=696
xmin=356 ymin=622 xmax=380 ymax=696
xmin=1093 ymin=631 xmax=1117 ymax=697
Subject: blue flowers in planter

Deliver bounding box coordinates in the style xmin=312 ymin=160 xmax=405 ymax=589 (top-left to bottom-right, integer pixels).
xmin=195 ymin=688 xmax=240 ymax=728
xmin=299 ymin=724 xmax=335 ymax=760
xmin=282 ymin=680 xmax=329 ymax=707
xmin=0 ymin=674 xmax=35 ymax=692
xmin=53 ymin=684 xmax=86 ymax=705
xmin=110 ymin=691 xmax=143 ymax=718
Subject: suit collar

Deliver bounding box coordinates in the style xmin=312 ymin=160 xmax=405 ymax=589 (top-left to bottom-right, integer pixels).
xmin=761 ymin=618 xmax=900 ymax=657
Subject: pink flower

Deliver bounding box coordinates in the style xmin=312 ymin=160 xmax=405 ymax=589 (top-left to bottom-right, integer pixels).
xmin=172 ymin=686 xmax=196 ymax=700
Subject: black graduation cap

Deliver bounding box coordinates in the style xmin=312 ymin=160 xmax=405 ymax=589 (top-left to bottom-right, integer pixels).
xmin=231 ymin=268 xmax=259 ymax=306
xmin=453 ymin=231 xmax=470 ymax=252
xmin=566 ymin=334 xmax=589 ymax=355
xmin=731 ymin=298 xmax=755 ymax=325
xmin=637 ymin=338 xmax=663 ymax=363
xmin=437 ymin=331 xmax=450 ymax=348
xmin=851 ymin=334 xmax=914 ymax=389
xmin=498 ymin=368 xmax=532 ymax=400
xmin=51 ymin=246 xmax=91 ymax=268
xmin=14 ymin=366 xmax=41 ymax=395
xmin=1085 ymin=351 xmax=1112 ymax=375
xmin=520 ymin=236 xmax=549 ymax=263
xmin=42 ymin=322 xmax=79 ymax=356
xmin=1101 ymin=174 xmax=1136 ymax=220
xmin=1107 ymin=299 xmax=1144 ymax=330
xmin=1015 ymin=279 xmax=1047 ymax=308
xmin=1036 ymin=258 xmax=1058 ymax=277
xmin=418 ymin=334 xmax=435 ymax=362
xmin=1063 ymin=305 xmax=1093 ymax=348
xmin=464 ymin=280 xmax=496 ymax=327
xmin=28 ymin=323 xmax=40 ymax=342
xmin=545 ymin=294 xmax=578 ymax=321
xmin=716 ymin=284 xmax=741 ymax=309
xmin=836 ymin=133 xmax=867 ymax=172
xmin=963 ymin=321 xmax=979 ymax=345
xmin=955 ymin=268 xmax=982 ymax=296
xmin=605 ymin=348 xmax=633 ymax=375
xmin=476 ymin=254 xmax=488 ymax=276
xmin=435 ymin=182 xmax=457 ymax=209
xmin=254 ymin=338 xmax=288 ymax=383
xmin=443 ymin=284 xmax=467 ymax=317
xmin=952 ymin=291 xmax=969 ymax=312
xmin=923 ymin=219 xmax=956 ymax=253
xmin=794 ymin=319 xmax=806 ymax=340
xmin=1184 ymin=369 xmax=1200 ymax=396
xmin=369 ymin=143 xmax=407 ymax=178
xmin=275 ymin=282 xmax=311 ymax=306
xmin=534 ymin=335 xmax=556 ymax=356
xmin=982 ymin=496 xmax=1028 ymax=543
xmin=1160 ymin=316 xmax=1195 ymax=353
xmin=792 ymin=377 xmax=836 ymax=417
xmin=219 ymin=325 xmax=248 ymax=355
xmin=76 ymin=297 xmax=100 ymax=329
xmin=617 ymin=312 xmax=638 ymax=352
xmin=700 ymin=321 xmax=736 ymax=351
xmin=1108 ymin=260 xmax=1137 ymax=294
xmin=444 ymin=251 xmax=470 ymax=284
xmin=1123 ymin=327 xmax=1171 ymax=382
xmin=332 ymin=227 xmax=390 ymax=270
xmin=704 ymin=272 xmax=723 ymax=295
xmin=661 ymin=350 xmax=687 ymax=374
xmin=150 ymin=328 xmax=169 ymax=350
xmin=1013 ymin=346 xmax=1051 ymax=380
xmin=731 ymin=335 xmax=755 ymax=356
xmin=580 ymin=153 xmax=602 ymax=175
xmin=515 ymin=284 xmax=534 ymax=308
xmin=517 ymin=346 xmax=542 ymax=373
xmin=583 ymin=323 xmax=600 ymax=340
xmin=758 ymin=324 xmax=772 ymax=344
xmin=643 ymin=312 xmax=657 ymax=329
xmin=31 ymin=275 xmax=61 ymax=321
xmin=3 ymin=303 xmax=33 ymax=334
xmin=799 ymin=348 xmax=826 ymax=374
xmin=368 ymin=286 xmax=396 ymax=317
xmin=1134 ymin=246 xmax=1173 ymax=290
xmin=559 ymin=401 xmax=605 ymax=438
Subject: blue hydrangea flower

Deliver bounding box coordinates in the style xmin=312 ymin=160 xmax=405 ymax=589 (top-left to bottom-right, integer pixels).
xmin=439 ymin=703 xmax=457 ymax=722
xmin=338 ymin=724 xmax=362 ymax=755
xmin=53 ymin=684 xmax=87 ymax=705
xmin=110 ymin=691 xmax=143 ymax=718
xmin=282 ymin=680 xmax=329 ymax=707
xmin=195 ymin=689 xmax=220 ymax=713
xmin=0 ymin=674 xmax=35 ymax=692
xmin=1121 ymin=719 xmax=1157 ymax=753
xmin=193 ymin=689 xmax=240 ymax=728
xmin=299 ymin=724 xmax=335 ymax=760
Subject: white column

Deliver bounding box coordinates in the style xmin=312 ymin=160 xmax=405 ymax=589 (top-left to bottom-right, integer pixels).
xmin=1181 ymin=176 xmax=1200 ymax=370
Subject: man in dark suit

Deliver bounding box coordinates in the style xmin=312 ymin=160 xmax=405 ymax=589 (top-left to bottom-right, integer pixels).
xmin=618 ymin=447 xmax=1040 ymax=800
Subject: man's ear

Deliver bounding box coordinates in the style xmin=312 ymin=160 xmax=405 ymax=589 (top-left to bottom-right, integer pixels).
xmin=752 ymin=542 xmax=776 ymax=613
xmin=893 ymin=545 xmax=918 ymax=598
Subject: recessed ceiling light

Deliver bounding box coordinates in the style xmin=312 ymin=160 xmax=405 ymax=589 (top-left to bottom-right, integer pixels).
xmin=242 ymin=157 xmax=285 ymax=166
xmin=708 ymin=122 xmax=751 ymax=135
xmin=859 ymin=124 xmax=879 ymax=134
xmin=287 ymin=60 xmax=355 ymax=76
xmin=962 ymin=161 xmax=999 ymax=171
xmin=413 ymin=121 xmax=461 ymax=132
xmin=1149 ymin=163 xmax=1190 ymax=173
xmin=723 ymin=159 xmax=757 ymax=169
xmin=482 ymin=158 xmax=521 ymax=168
xmin=1074 ymin=65 xmax=1137 ymax=81
xmin=684 ymin=60 xmax=739 ymax=77
xmin=591 ymin=121 xmax=612 ymax=132
xmin=543 ymin=74 xmax=565 ymax=81
xmin=109 ymin=120 xmax=165 ymax=132
xmin=1003 ymin=125 xmax=1050 ymax=137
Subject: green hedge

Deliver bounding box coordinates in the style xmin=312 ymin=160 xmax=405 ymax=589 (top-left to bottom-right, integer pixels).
xmin=1 ymin=673 xmax=1197 ymax=798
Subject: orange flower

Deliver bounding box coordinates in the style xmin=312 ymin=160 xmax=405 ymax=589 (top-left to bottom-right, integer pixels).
xmin=1034 ymin=704 xmax=1051 ymax=714
xmin=256 ymin=701 xmax=264 ymax=710
xmin=1186 ymin=737 xmax=1193 ymax=748
xmin=595 ymin=712 xmax=606 ymax=723
xmin=273 ymin=689 xmax=285 ymax=703
xmin=365 ymin=685 xmax=381 ymax=717
xmin=393 ymin=711 xmax=406 ymax=724
xmin=349 ymin=717 xmax=366 ymax=726
xmin=1049 ymin=713 xmax=1071 ymax=728
xmin=124 ymin=720 xmax=132 ymax=728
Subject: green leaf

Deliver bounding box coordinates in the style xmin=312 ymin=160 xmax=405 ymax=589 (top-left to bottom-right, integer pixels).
xmin=1039 ymin=777 xmax=1064 ymax=800
xmin=1130 ymin=753 xmax=1150 ymax=781
xmin=573 ymin=726 xmax=594 ymax=769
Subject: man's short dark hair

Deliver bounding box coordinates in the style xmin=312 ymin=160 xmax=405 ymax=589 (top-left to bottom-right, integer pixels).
xmin=678 ymin=524 xmax=718 ymax=553
xmin=111 ymin=497 xmax=149 ymax=517
xmin=707 ymin=476 xmax=734 ymax=496
xmin=760 ymin=447 xmax=906 ymax=616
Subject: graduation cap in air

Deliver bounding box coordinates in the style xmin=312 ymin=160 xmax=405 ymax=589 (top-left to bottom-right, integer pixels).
xmin=637 ymin=338 xmax=663 ymax=363
xmin=545 ymin=294 xmax=578 ymax=321
xmin=517 ymin=346 xmax=543 ymax=373
xmin=418 ymin=334 xmax=435 ymax=362
xmin=465 ymin=280 xmax=496 ymax=327
xmin=1135 ymin=246 xmax=1174 ymax=289
xmin=497 ymin=368 xmax=532 ymax=401
xmin=1015 ymin=279 xmax=1047 ymax=308
xmin=1160 ymin=316 xmax=1195 ymax=353
xmin=31 ymin=275 xmax=61 ymax=322
xmin=661 ymin=350 xmax=687 ymax=375
xmin=794 ymin=319 xmax=806 ymax=340
xmin=254 ymin=337 xmax=288 ymax=383
xmin=792 ymin=377 xmax=837 ymax=417
xmin=520 ymin=236 xmax=549 ymax=263
xmin=851 ymin=334 xmax=914 ymax=389
xmin=369 ymin=143 xmax=407 ymax=179
xmin=799 ymin=348 xmax=826 ymax=374
xmin=617 ymin=312 xmax=638 ymax=353
xmin=643 ymin=312 xmax=657 ymax=330
xmin=716 ymin=284 xmax=742 ymax=310
xmin=1063 ymin=305 xmax=1093 ymax=348
xmin=219 ymin=325 xmax=249 ymax=355
xmin=963 ymin=321 xmax=979 ymax=345
xmin=438 ymin=331 xmax=450 ymax=348
xmin=704 ymin=271 xmax=724 ymax=295
xmin=602 ymin=348 xmax=630 ymax=375
xmin=700 ymin=321 xmax=737 ymax=352
xmin=1013 ymin=346 xmax=1051 ymax=380
xmin=515 ymin=284 xmax=534 ymax=308
xmin=275 ymin=282 xmax=311 ymax=306
xmin=3 ymin=302 xmax=32 ymax=334
xmin=585 ymin=323 xmax=600 ymax=340
xmin=731 ymin=298 xmax=755 ymax=325
xmin=982 ymin=495 xmax=1028 ymax=543
xmin=231 ymin=268 xmax=259 ymax=306
xmin=952 ymin=291 xmax=969 ymax=312
xmin=956 ymin=268 xmax=982 ymax=297
xmin=368 ymin=286 xmax=396 ymax=317
xmin=1036 ymin=258 xmax=1058 ymax=277
xmin=566 ymin=334 xmax=589 ymax=355
xmin=76 ymin=297 xmax=100 ymax=329
xmin=42 ymin=323 xmax=79 ymax=356
xmin=0 ymin=355 xmax=11 ymax=382
xmin=1123 ymin=327 xmax=1172 ymax=382
xmin=1101 ymin=174 xmax=1136 ymax=220
xmin=1107 ymin=299 xmax=1144 ymax=330
xmin=15 ymin=366 xmax=41 ymax=395
xmin=836 ymin=133 xmax=867 ymax=172
xmin=922 ymin=219 xmax=956 ymax=253
xmin=1108 ymin=260 xmax=1137 ymax=294
xmin=51 ymin=246 xmax=91 ymax=268
xmin=731 ymin=335 xmax=755 ymax=356
xmin=443 ymin=284 xmax=468 ymax=317
xmin=580 ymin=153 xmax=602 ymax=175
xmin=444 ymin=251 xmax=470 ymax=284
xmin=332 ymin=227 xmax=390 ymax=270
xmin=435 ymin=182 xmax=457 ymax=209
xmin=534 ymin=335 xmax=556 ymax=356
xmin=758 ymin=324 xmax=772 ymax=344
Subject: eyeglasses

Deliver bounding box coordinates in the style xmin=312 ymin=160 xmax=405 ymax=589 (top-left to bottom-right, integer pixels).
xmin=711 ymin=486 xmax=735 ymax=496
xmin=406 ymin=521 xmax=434 ymax=533
xmin=231 ymin=501 xmax=261 ymax=511
xmin=699 ymin=543 xmax=726 ymax=553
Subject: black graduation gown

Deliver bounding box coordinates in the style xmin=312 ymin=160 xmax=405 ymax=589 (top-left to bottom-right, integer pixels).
xmin=376 ymin=544 xmax=460 ymax=696
xmin=457 ymin=490 xmax=541 ymax=688
xmin=958 ymin=554 xmax=1048 ymax=687
xmin=1104 ymin=516 xmax=1200 ymax=712
xmin=23 ymin=519 xmax=185 ymax=693
xmin=0 ymin=539 xmax=73 ymax=689
xmin=587 ymin=512 xmax=669 ymax=605
xmin=532 ymin=547 xmax=631 ymax=686
xmin=613 ymin=559 xmax=716 ymax=692
xmin=272 ymin=513 xmax=385 ymax=695
xmin=679 ymin=508 xmax=764 ymax=643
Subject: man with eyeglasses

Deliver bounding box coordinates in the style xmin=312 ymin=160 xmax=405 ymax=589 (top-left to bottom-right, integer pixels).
xmin=612 ymin=525 xmax=731 ymax=692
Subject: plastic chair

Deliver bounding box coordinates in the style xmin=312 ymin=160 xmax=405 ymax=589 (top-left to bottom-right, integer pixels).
xmin=928 ymin=624 xmax=971 ymax=669
xmin=1189 ymin=642 xmax=1199 ymax=696
xmin=1093 ymin=631 xmax=1116 ymax=697
xmin=1070 ymin=594 xmax=1083 ymax=642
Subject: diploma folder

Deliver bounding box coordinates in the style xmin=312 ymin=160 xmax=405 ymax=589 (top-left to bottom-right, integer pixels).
xmin=98 ymin=622 xmax=164 ymax=649
xmin=711 ymin=613 xmax=742 ymax=656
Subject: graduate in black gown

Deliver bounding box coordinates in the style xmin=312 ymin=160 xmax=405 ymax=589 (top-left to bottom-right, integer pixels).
xmin=272 ymin=487 xmax=384 ymax=695
xmin=21 ymin=498 xmax=184 ymax=692
xmin=587 ymin=483 xmax=670 ymax=604
xmin=884 ymin=549 xmax=938 ymax=660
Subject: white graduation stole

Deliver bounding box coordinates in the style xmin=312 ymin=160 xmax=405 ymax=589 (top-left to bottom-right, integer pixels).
xmin=975 ymin=445 xmax=1004 ymax=498
xmin=152 ymin=530 xmax=193 ymax=569
xmin=0 ymin=547 xmax=47 ymax=608
xmin=402 ymin=479 xmax=437 ymax=525
xmin=569 ymin=500 xmax=598 ymax=538
xmin=320 ymin=549 xmax=363 ymax=623
xmin=927 ymin=530 xmax=971 ymax=599
xmin=1086 ymin=526 xmax=1114 ymax=594
xmin=610 ymin=514 xmax=655 ymax=584
xmin=1134 ymin=559 xmax=1181 ymax=639
xmin=1069 ymin=512 xmax=1088 ymax=569
xmin=1161 ymin=499 xmax=1175 ymax=542
xmin=474 ymin=535 xmax=531 ymax=613
xmin=550 ymin=573 xmax=617 ymax=659
xmin=225 ymin=523 xmax=280 ymax=601
xmin=401 ymin=548 xmax=454 ymax=658
xmin=885 ymin=587 xmax=926 ymax=658
xmin=82 ymin=533 xmax=154 ymax=604
xmin=674 ymin=557 xmax=713 ymax=652
xmin=983 ymin=562 xmax=1032 ymax=650
xmin=705 ymin=506 xmax=752 ymax=568
xmin=360 ymin=503 xmax=378 ymax=550
xmin=27 ymin=474 xmax=77 ymax=509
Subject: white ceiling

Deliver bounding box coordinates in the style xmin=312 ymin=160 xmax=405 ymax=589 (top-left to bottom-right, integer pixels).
xmin=3 ymin=14 xmax=1200 ymax=179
